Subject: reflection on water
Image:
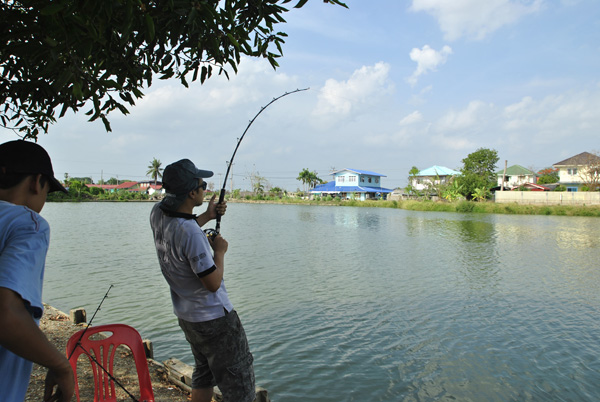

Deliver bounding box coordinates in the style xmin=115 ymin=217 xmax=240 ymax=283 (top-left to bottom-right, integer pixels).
xmin=41 ymin=203 xmax=600 ymax=402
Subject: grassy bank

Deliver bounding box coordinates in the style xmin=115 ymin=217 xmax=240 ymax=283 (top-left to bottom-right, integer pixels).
xmin=48 ymin=193 xmax=600 ymax=217
xmin=230 ymin=197 xmax=600 ymax=217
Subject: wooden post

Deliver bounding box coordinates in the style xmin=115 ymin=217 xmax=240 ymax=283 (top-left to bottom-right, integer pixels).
xmin=143 ymin=339 xmax=154 ymax=359
xmin=163 ymin=358 xmax=270 ymax=401
xmin=69 ymin=308 xmax=87 ymax=324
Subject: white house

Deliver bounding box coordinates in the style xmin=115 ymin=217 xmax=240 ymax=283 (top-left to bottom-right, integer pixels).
xmin=496 ymin=165 xmax=537 ymax=188
xmin=310 ymin=168 xmax=393 ymax=200
xmin=553 ymin=152 xmax=600 ymax=191
xmin=410 ymin=165 xmax=460 ymax=191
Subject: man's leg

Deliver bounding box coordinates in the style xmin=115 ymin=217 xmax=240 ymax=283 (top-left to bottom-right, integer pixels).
xmin=191 ymin=387 xmax=213 ymax=402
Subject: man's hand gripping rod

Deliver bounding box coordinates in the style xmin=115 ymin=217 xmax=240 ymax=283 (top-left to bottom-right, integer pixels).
xmin=204 ymin=88 xmax=309 ymax=239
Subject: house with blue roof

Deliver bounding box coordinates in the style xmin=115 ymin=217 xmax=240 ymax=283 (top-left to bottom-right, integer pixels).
xmin=411 ymin=165 xmax=461 ymax=191
xmin=309 ymin=168 xmax=393 ymax=201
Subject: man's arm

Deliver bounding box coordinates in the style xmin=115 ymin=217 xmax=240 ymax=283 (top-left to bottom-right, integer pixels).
xmin=199 ymin=235 xmax=228 ymax=292
xmin=0 ymin=287 xmax=74 ymax=402
xmin=196 ymin=194 xmax=227 ymax=227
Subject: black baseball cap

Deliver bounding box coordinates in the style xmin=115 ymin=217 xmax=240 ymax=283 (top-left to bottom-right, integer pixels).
xmin=0 ymin=140 xmax=68 ymax=193
xmin=160 ymin=159 xmax=213 ymax=211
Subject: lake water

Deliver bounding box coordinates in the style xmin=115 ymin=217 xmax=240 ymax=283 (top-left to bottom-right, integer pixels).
xmin=41 ymin=202 xmax=600 ymax=401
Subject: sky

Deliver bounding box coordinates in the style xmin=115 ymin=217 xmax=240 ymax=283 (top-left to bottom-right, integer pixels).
xmin=2 ymin=0 xmax=599 ymax=191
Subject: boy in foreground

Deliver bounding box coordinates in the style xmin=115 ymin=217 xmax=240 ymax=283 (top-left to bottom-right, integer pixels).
xmin=0 ymin=140 xmax=74 ymax=402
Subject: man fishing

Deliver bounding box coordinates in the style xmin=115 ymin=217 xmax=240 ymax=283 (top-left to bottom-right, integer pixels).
xmin=149 ymin=158 xmax=255 ymax=402
xmin=0 ymin=140 xmax=74 ymax=402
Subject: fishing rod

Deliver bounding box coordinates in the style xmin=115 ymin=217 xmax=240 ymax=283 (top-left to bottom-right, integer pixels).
xmin=66 ymin=285 xmax=143 ymax=402
xmin=68 ymin=284 xmax=113 ymax=359
xmin=204 ymin=87 xmax=309 ymax=239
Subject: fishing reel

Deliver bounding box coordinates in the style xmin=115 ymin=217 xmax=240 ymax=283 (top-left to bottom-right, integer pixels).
xmin=204 ymin=228 xmax=218 ymax=241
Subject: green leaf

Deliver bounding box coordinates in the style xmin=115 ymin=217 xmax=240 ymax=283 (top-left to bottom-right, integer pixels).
xmin=72 ymin=82 xmax=83 ymax=100
xmin=145 ymin=14 xmax=155 ymax=41
xmin=40 ymin=4 xmax=66 ymax=15
xmin=101 ymin=115 xmax=112 ymax=132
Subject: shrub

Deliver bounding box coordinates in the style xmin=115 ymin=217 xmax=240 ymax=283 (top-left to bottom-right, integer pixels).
xmin=455 ymin=200 xmax=475 ymax=213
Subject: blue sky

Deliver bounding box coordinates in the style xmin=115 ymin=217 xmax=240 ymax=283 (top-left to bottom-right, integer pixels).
xmin=2 ymin=0 xmax=599 ymax=191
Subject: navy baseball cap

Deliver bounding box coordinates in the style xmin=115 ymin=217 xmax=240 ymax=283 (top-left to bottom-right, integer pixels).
xmin=0 ymin=140 xmax=68 ymax=193
xmin=160 ymin=159 xmax=213 ymax=211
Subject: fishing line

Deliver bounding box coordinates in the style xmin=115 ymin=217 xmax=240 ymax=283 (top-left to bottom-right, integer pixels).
xmin=204 ymin=87 xmax=309 ymax=238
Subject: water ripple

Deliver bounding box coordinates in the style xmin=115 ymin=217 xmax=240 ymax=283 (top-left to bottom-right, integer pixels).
xmin=41 ymin=203 xmax=600 ymax=402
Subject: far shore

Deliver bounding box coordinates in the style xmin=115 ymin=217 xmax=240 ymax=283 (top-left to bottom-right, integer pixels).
xmin=46 ymin=196 xmax=600 ymax=217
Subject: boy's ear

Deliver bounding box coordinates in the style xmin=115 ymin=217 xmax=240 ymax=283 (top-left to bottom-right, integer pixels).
xmin=28 ymin=174 xmax=43 ymax=194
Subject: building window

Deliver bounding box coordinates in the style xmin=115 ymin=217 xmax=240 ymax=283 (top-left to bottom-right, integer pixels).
xmin=375 ymin=178 xmax=379 ymax=183
xmin=568 ymin=168 xmax=578 ymax=175
xmin=349 ymin=176 xmax=357 ymax=182
xmin=338 ymin=176 xmax=345 ymax=183
xmin=567 ymin=187 xmax=578 ymax=192
xmin=368 ymin=177 xmax=372 ymax=183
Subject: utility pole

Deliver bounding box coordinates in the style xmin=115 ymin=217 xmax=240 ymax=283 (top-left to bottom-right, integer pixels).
xmin=501 ymin=160 xmax=507 ymax=191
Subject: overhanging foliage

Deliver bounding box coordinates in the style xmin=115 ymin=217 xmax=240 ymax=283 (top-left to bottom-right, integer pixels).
xmin=0 ymin=0 xmax=346 ymax=139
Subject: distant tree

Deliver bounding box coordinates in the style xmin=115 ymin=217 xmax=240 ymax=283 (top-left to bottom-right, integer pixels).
xmin=459 ymin=148 xmax=499 ymax=200
xmin=106 ymin=177 xmax=119 ymax=185
xmin=296 ymin=168 xmax=312 ymax=192
xmin=297 ymin=168 xmax=320 ymax=193
xmin=1 ymin=0 xmax=347 ymax=139
xmin=406 ymin=166 xmax=420 ymax=195
xmin=146 ymin=157 xmax=163 ymax=185
xmin=537 ymin=167 xmax=559 ymax=184
xmin=269 ymin=187 xmax=284 ymax=197
xmin=71 ymin=176 xmax=93 ymax=184
xmin=68 ymin=180 xmax=87 ymax=198
xmin=248 ymin=169 xmax=268 ymax=194
xmin=577 ymin=151 xmax=600 ymax=191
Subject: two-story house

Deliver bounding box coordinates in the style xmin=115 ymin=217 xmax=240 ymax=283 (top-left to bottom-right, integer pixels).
xmin=553 ymin=152 xmax=600 ymax=191
xmin=310 ymin=168 xmax=392 ymax=200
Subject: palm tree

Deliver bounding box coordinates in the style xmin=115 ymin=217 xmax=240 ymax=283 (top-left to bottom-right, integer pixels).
xmin=297 ymin=168 xmax=312 ymax=193
xmin=147 ymin=158 xmax=164 ymax=185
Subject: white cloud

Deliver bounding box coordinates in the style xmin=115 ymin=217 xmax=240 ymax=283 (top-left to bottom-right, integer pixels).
xmin=104 ymin=134 xmax=145 ymax=152
xmin=410 ymin=0 xmax=543 ymax=41
xmin=431 ymin=134 xmax=475 ymax=151
xmin=502 ymin=91 xmax=600 ymax=142
xmin=437 ymin=100 xmax=494 ymax=131
xmin=314 ymin=62 xmax=394 ymax=117
xmin=399 ymin=111 xmax=424 ymax=126
xmin=407 ymin=45 xmax=452 ymax=86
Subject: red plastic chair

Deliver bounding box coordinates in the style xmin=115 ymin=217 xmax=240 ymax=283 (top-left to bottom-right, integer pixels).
xmin=66 ymin=323 xmax=155 ymax=402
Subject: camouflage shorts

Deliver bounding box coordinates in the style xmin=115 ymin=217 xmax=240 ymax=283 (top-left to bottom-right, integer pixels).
xmin=179 ymin=310 xmax=255 ymax=402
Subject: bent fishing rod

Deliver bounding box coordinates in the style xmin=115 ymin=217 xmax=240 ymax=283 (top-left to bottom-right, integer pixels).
xmin=204 ymin=87 xmax=309 ymax=239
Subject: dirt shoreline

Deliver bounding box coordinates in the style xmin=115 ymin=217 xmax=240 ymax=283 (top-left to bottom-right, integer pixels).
xmin=25 ymin=304 xmax=193 ymax=401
